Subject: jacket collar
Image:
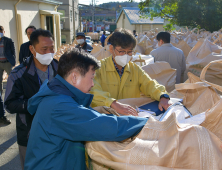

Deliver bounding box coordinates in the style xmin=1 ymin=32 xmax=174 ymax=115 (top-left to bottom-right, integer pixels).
xmin=26 ymin=56 xmax=57 ymax=77
xmin=106 ymin=55 xmax=131 ymax=73
xmin=54 ymin=74 xmax=93 ymax=108
xmin=161 ymin=43 xmax=173 ymax=47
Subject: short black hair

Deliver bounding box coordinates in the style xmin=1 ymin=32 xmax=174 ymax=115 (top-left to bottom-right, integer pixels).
xmin=109 ymin=28 xmax=136 ymax=49
xmin=25 ymin=25 xmax=36 ymax=34
xmin=156 ymin=32 xmax=171 ymax=43
xmin=30 ymin=28 xmax=53 ymax=46
xmin=0 ymin=26 xmax=4 ymax=31
xmin=103 ymin=31 xmax=105 ymax=34
xmin=57 ymin=49 xmax=100 ymax=79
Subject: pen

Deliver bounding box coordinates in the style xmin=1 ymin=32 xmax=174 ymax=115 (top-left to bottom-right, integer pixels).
xmin=135 ymin=106 xmax=139 ymax=113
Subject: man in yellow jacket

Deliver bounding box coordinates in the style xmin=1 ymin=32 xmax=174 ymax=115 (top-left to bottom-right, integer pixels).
xmin=90 ymin=28 xmax=170 ymax=116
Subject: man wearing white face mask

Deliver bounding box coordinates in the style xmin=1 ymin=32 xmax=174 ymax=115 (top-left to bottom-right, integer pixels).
xmin=90 ymin=28 xmax=170 ymax=116
xmin=75 ymin=32 xmax=93 ymax=53
xmin=4 ymin=28 xmax=58 ymax=170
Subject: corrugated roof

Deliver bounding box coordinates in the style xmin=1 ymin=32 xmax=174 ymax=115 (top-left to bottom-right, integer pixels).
xmin=30 ymin=0 xmax=63 ymax=5
xmin=116 ymin=7 xmax=164 ymax=25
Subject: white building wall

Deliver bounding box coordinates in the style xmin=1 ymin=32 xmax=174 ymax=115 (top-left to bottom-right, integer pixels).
xmin=18 ymin=1 xmax=41 ymax=43
xmin=0 ymin=0 xmax=61 ymax=63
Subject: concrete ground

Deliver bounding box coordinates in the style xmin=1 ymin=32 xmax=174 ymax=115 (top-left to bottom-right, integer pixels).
xmin=0 ymin=89 xmax=22 ymax=170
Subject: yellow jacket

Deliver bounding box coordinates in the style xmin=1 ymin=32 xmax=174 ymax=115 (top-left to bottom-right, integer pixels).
xmin=90 ymin=56 xmax=168 ymax=107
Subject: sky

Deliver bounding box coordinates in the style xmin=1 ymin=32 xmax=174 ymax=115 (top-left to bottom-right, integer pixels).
xmin=79 ymin=0 xmax=140 ymax=5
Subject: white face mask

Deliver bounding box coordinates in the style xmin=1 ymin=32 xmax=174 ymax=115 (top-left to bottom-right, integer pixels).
xmin=115 ymin=54 xmax=132 ymax=67
xmin=77 ymin=39 xmax=85 ymax=45
xmin=33 ymin=46 xmax=54 ymax=65
xmin=0 ymin=33 xmax=4 ymax=38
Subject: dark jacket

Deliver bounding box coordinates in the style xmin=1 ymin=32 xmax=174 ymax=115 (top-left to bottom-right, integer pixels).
xmin=24 ymin=74 xmax=148 ymax=170
xmin=4 ymin=56 xmax=58 ymax=146
xmin=19 ymin=41 xmax=32 ymax=64
xmin=3 ymin=37 xmax=16 ymax=66
xmin=76 ymin=42 xmax=93 ymax=52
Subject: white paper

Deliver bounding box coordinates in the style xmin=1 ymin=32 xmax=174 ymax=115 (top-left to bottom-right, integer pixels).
xmin=138 ymin=104 xmax=205 ymax=125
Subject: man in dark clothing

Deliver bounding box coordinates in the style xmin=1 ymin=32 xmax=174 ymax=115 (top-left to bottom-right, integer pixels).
xmin=0 ymin=25 xmax=16 ymax=124
xmin=4 ymin=29 xmax=58 ymax=170
xmin=75 ymin=32 xmax=93 ymax=53
xmin=133 ymin=30 xmax=137 ymax=37
xmin=100 ymin=31 xmax=106 ymax=47
xmin=19 ymin=26 xmax=36 ymax=64
xmin=0 ymin=26 xmax=16 ymax=93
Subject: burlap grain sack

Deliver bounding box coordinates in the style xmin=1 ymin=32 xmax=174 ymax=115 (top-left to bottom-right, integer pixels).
xmin=184 ymin=33 xmax=197 ymax=48
xmin=91 ymin=45 xmax=111 ymax=60
xmin=54 ymin=44 xmax=76 ymax=61
xmin=175 ymin=79 xmax=220 ymax=116
xmin=201 ymin=99 xmax=222 ymax=141
xmin=135 ymin=35 xmax=153 ymax=55
xmin=87 ymin=32 xmax=99 ymax=40
xmin=175 ymin=40 xmax=191 ymax=61
xmin=173 ymin=60 xmax=222 ymax=141
xmin=199 ymin=59 xmax=222 ymax=89
xmin=175 ymin=60 xmax=222 ymax=116
xmin=185 ymin=38 xmax=222 ymax=81
xmin=91 ymin=34 xmax=112 ymax=60
xmin=142 ymin=62 xmax=176 ymax=93
xmin=86 ymin=113 xmax=222 ymax=170
xmin=91 ymin=44 xmax=103 ymax=55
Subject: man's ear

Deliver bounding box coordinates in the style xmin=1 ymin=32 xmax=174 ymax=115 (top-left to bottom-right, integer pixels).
xmin=29 ymin=45 xmax=36 ymax=56
xmin=160 ymin=39 xmax=164 ymax=45
xmin=109 ymin=45 xmax=114 ymax=53
xmin=72 ymin=71 xmax=80 ymax=84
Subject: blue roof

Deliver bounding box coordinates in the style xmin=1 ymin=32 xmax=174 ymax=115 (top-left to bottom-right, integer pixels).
xmin=116 ymin=7 xmax=164 ymax=25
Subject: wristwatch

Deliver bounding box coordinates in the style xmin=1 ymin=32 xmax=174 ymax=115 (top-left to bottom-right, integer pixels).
xmin=160 ymin=94 xmax=170 ymax=100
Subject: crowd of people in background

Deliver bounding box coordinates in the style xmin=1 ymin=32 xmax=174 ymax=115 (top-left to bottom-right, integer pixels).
xmin=0 ymin=25 xmax=187 ymax=170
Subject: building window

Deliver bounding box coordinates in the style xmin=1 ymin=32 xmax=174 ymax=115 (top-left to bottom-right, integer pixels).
xmin=61 ymin=35 xmax=67 ymax=44
xmin=70 ymin=10 xmax=73 ymax=22
xmin=46 ymin=16 xmax=53 ymax=34
xmin=75 ymin=12 xmax=77 ymax=21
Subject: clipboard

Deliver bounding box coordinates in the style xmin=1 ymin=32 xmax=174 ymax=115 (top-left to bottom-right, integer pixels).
xmin=139 ymin=101 xmax=165 ymax=116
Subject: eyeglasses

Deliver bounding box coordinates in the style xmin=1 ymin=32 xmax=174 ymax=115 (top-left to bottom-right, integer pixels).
xmin=114 ymin=48 xmax=133 ymax=55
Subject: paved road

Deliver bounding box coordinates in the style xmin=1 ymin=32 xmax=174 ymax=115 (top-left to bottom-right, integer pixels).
xmin=0 ymin=90 xmax=22 ymax=170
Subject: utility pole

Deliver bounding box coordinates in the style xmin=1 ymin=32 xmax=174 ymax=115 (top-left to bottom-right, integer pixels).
xmin=94 ymin=0 xmax=96 ymax=32
xmin=92 ymin=0 xmax=94 ymax=32
xmin=73 ymin=0 xmax=76 ymax=41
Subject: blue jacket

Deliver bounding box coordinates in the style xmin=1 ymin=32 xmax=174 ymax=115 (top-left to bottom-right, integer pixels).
xmin=24 ymin=74 xmax=148 ymax=170
xmin=101 ymin=34 xmax=106 ymax=43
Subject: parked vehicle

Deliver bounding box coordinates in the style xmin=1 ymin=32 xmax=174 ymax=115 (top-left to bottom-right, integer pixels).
xmin=85 ymin=39 xmax=93 ymax=46
xmin=85 ymin=36 xmax=92 ymax=42
xmin=86 ymin=32 xmax=100 ymax=42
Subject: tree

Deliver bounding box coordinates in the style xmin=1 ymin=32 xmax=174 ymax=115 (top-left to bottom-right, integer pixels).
xmin=137 ymin=0 xmax=222 ymax=32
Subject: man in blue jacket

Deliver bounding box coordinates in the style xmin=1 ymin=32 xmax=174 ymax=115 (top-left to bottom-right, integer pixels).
xmin=24 ymin=49 xmax=148 ymax=170
xmin=101 ymin=31 xmax=106 ymax=47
